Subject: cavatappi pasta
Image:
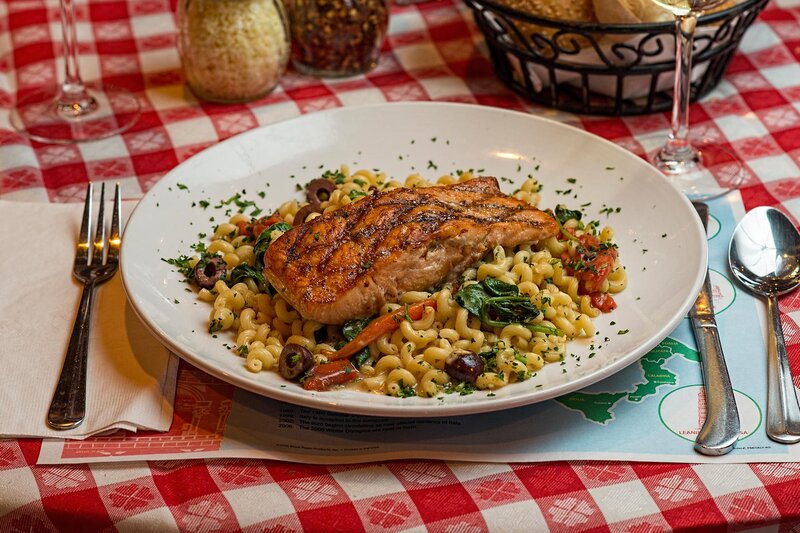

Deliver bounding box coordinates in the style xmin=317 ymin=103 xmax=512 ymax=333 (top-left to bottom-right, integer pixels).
xmin=182 ymin=166 xmax=626 ymax=397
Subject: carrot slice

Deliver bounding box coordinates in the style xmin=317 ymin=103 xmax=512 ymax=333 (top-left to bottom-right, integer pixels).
xmin=323 ymin=298 xmax=437 ymax=361
xmin=303 ymin=360 xmax=359 ymax=391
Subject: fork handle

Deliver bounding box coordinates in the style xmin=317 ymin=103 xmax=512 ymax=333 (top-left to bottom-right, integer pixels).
xmin=48 ymin=281 xmax=96 ymax=430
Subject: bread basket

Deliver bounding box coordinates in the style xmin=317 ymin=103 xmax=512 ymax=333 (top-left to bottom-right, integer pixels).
xmin=463 ymin=0 xmax=769 ymax=115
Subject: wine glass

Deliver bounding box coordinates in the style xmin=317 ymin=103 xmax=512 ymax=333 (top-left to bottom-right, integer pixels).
xmin=649 ymin=0 xmax=743 ymax=200
xmin=10 ymin=0 xmax=140 ymax=144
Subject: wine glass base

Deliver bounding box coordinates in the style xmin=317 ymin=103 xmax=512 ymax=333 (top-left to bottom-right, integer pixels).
xmin=649 ymin=139 xmax=743 ymax=201
xmin=11 ymin=82 xmax=141 ymax=144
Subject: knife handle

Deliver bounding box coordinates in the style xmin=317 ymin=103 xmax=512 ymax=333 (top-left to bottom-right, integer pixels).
xmin=692 ymin=318 xmax=740 ymax=455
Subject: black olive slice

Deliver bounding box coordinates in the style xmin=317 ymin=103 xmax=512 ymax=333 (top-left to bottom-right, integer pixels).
xmin=445 ymin=351 xmax=485 ymax=385
xmin=294 ymin=202 xmax=322 ymax=226
xmin=306 ymin=178 xmax=336 ymax=204
xmin=194 ymin=257 xmax=227 ymax=289
xmin=279 ymin=343 xmax=314 ymax=380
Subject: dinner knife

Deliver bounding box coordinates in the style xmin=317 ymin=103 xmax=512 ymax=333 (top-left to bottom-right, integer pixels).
xmin=691 ymin=202 xmax=741 ymax=456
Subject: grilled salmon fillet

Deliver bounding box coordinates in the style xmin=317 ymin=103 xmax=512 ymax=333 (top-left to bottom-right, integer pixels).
xmin=263 ymin=177 xmax=559 ymax=324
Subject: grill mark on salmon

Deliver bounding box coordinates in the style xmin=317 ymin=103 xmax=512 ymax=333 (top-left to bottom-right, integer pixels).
xmin=263 ymin=177 xmax=559 ymax=324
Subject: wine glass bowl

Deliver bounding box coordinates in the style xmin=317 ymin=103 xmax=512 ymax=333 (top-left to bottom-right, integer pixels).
xmin=648 ymin=0 xmax=744 ymax=200
xmin=11 ymin=0 xmax=140 ymax=144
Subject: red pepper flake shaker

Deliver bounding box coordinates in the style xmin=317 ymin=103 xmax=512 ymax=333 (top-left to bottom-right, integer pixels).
xmin=286 ymin=0 xmax=389 ymax=77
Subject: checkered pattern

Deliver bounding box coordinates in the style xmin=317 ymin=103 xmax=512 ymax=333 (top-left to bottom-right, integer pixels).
xmin=3 ymin=0 xmax=800 ymax=529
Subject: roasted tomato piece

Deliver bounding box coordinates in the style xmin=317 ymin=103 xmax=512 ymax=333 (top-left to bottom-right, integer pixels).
xmin=249 ymin=212 xmax=283 ymax=238
xmin=562 ymin=233 xmax=619 ymax=295
xmin=590 ymin=292 xmax=617 ymax=313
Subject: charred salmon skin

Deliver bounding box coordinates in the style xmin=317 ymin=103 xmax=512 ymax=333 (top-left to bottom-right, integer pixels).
xmin=263 ymin=177 xmax=559 ymax=324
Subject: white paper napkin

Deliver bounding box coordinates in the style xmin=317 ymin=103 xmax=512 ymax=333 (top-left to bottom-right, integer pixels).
xmin=0 ymin=199 xmax=178 ymax=439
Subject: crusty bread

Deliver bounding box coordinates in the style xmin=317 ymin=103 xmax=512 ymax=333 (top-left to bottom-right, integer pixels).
xmin=505 ymin=0 xmax=595 ymax=22
xmin=496 ymin=0 xmax=595 ymax=48
xmin=494 ymin=0 xmax=739 ymax=52
xmin=594 ymin=0 xmax=671 ymax=24
xmin=707 ymin=1 xmax=738 ymax=14
xmin=594 ymin=0 xmax=738 ymax=24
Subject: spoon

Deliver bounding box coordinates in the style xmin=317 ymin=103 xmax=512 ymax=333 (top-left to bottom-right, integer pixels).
xmin=729 ymin=206 xmax=800 ymax=444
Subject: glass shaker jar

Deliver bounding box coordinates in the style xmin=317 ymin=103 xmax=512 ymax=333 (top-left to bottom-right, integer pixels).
xmin=177 ymin=0 xmax=290 ymax=103
xmin=286 ymin=0 xmax=389 ymax=77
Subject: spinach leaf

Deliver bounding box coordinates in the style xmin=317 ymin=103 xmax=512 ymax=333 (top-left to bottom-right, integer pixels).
xmin=253 ymin=222 xmax=291 ymax=268
xmin=229 ymin=264 xmax=268 ymax=291
xmin=554 ymin=204 xmax=583 ymax=225
xmin=341 ymin=317 xmax=373 ymax=368
xmin=351 ymin=349 xmax=373 ymax=368
xmin=482 ymin=278 xmax=519 ymax=296
xmin=342 ymin=318 xmax=372 ymax=341
xmin=455 ymin=279 xmax=541 ymax=328
xmin=480 ymin=296 xmax=539 ymax=327
xmin=455 ymin=283 xmax=488 ymax=317
xmin=524 ymin=323 xmax=564 ymax=336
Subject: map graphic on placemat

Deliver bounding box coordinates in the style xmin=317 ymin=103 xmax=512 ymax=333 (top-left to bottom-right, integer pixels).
xmin=556 ymin=338 xmax=698 ymax=425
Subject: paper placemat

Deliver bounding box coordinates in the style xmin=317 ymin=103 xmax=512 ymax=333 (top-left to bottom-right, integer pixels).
xmin=38 ymin=194 xmax=800 ymax=464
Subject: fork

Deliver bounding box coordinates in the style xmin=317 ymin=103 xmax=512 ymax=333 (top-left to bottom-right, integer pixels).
xmin=48 ymin=182 xmax=121 ymax=430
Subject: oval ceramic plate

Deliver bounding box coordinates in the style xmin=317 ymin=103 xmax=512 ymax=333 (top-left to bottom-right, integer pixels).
xmin=121 ymin=102 xmax=706 ymax=417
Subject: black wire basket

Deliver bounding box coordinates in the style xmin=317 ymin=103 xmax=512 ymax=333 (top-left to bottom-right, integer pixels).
xmin=463 ymin=0 xmax=769 ymax=115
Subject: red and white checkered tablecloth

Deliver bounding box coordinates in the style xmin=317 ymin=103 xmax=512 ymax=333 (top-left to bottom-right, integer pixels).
xmin=3 ymin=0 xmax=800 ymax=529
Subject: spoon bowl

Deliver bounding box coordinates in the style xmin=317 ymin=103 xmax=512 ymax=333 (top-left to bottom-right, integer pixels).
xmin=729 ymin=206 xmax=800 ymax=444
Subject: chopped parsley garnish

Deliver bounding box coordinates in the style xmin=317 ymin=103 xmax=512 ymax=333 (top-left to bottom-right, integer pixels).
xmin=599 ymin=205 xmax=621 ymax=216
xmin=322 ymin=169 xmax=347 ymax=184
xmin=161 ymin=255 xmax=196 ymax=279
xmin=349 ymin=189 xmax=367 ymax=200
xmin=209 ymin=318 xmax=224 ymax=334
xmin=396 ymin=382 xmax=416 ymax=398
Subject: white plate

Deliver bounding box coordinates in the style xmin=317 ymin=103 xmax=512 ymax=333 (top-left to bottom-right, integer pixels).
xmin=121 ymin=102 xmax=706 ymax=418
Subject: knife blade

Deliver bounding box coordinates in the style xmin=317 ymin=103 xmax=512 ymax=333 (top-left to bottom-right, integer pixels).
xmin=690 ymin=201 xmax=741 ymax=456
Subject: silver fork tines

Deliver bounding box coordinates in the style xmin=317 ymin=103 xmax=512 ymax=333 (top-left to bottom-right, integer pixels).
xmin=48 ymin=182 xmax=122 ymax=430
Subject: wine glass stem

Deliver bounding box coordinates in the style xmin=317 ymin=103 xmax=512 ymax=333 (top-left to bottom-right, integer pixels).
xmin=664 ymin=13 xmax=698 ymax=161
xmin=57 ymin=0 xmax=97 ymax=116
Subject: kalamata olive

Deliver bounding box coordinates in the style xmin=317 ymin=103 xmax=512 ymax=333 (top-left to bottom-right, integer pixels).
xmin=194 ymin=257 xmax=226 ymax=289
xmin=293 ymin=202 xmax=322 ymax=226
xmin=306 ymin=178 xmax=335 ymax=204
xmin=445 ymin=351 xmax=485 ymax=384
xmin=278 ymin=343 xmax=314 ymax=380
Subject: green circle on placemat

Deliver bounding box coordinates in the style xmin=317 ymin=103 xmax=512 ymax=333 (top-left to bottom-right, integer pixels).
xmin=658 ymin=385 xmax=761 ymax=442
xmin=710 ymin=269 xmax=736 ymax=315
xmin=708 ymin=213 xmax=721 ymax=240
